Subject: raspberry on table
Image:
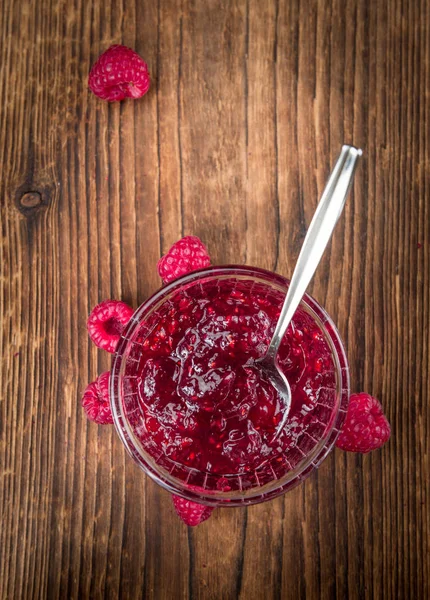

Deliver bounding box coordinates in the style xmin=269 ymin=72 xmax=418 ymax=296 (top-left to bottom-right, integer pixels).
xmin=336 ymin=392 xmax=391 ymax=453
xmin=172 ymin=494 xmax=214 ymax=526
xmin=87 ymin=300 xmax=134 ymax=353
xmin=157 ymin=236 xmax=211 ymax=284
xmin=81 ymin=372 xmax=113 ymax=425
xmin=88 ymin=45 xmax=150 ymax=102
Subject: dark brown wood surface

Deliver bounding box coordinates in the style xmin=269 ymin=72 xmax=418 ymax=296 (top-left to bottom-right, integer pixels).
xmin=1 ymin=0 xmax=429 ymax=598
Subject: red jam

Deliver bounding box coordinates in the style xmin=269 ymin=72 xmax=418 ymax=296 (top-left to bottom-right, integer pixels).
xmin=123 ymin=278 xmax=337 ymax=491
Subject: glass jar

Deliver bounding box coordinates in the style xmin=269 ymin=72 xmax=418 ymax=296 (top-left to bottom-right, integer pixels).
xmin=110 ymin=266 xmax=349 ymax=507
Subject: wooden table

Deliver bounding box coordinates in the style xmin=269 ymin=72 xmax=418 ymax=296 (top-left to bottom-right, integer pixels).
xmin=1 ymin=0 xmax=429 ymax=598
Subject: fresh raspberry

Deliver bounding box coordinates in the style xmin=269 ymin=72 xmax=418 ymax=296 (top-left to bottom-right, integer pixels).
xmin=172 ymin=494 xmax=214 ymax=526
xmin=158 ymin=236 xmax=211 ymax=284
xmin=87 ymin=300 xmax=134 ymax=353
xmin=81 ymin=372 xmax=113 ymax=425
xmin=88 ymin=45 xmax=150 ymax=102
xmin=336 ymin=393 xmax=391 ymax=453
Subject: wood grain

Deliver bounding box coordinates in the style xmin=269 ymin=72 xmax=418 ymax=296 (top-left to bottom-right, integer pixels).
xmin=1 ymin=0 xmax=429 ymax=598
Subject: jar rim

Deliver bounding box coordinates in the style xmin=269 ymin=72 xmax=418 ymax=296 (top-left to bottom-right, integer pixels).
xmin=110 ymin=265 xmax=350 ymax=506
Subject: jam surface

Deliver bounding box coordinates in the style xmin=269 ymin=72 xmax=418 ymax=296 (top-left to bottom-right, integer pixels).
xmin=123 ymin=278 xmax=337 ymax=490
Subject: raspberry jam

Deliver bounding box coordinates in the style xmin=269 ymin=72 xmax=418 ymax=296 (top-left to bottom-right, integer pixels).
xmin=119 ymin=273 xmax=339 ymax=493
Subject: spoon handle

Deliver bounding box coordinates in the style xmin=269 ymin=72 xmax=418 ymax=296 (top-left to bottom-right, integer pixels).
xmin=266 ymin=144 xmax=362 ymax=360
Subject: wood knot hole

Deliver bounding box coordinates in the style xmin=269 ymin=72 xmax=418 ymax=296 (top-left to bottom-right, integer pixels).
xmin=20 ymin=192 xmax=42 ymax=208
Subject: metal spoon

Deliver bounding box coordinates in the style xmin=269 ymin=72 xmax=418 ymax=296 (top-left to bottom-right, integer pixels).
xmin=255 ymin=144 xmax=362 ymax=439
